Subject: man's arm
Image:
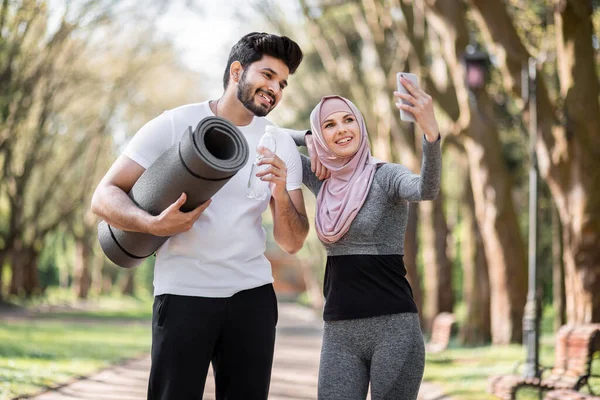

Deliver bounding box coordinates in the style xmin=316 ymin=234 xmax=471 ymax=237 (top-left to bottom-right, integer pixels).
xmin=90 ymin=155 xmax=210 ymax=237
xmin=255 ymin=147 xmax=309 ymax=254
xmin=269 ymin=189 xmax=309 ymax=254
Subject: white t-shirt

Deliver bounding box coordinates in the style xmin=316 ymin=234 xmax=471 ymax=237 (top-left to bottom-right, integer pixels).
xmin=123 ymin=101 xmax=302 ymax=298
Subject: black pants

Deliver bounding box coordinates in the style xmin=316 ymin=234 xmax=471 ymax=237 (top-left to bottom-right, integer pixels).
xmin=147 ymin=284 xmax=278 ymax=400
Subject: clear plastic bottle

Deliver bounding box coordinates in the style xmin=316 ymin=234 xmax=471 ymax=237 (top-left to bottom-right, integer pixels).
xmin=246 ymin=126 xmax=277 ymax=200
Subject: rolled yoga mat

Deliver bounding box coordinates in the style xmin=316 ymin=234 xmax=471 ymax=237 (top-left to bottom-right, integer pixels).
xmin=98 ymin=116 xmax=249 ymax=268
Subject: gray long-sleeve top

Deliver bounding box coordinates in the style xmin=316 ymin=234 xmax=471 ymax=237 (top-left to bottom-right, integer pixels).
xmin=289 ymin=131 xmax=442 ymax=256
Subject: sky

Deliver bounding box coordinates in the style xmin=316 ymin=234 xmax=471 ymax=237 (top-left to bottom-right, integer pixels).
xmin=155 ymin=1 xmax=242 ymax=98
xmin=155 ymin=1 xmax=301 ymax=99
xmin=46 ymin=0 xmax=303 ymax=98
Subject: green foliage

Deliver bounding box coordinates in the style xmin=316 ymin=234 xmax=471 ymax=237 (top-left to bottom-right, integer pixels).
xmin=505 ymin=0 xmax=555 ymax=56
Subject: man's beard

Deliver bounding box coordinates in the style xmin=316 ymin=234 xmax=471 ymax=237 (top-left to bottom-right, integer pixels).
xmin=237 ymin=71 xmax=273 ymax=117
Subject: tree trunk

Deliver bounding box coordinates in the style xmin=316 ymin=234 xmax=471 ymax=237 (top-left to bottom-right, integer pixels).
xmin=9 ymin=263 xmax=21 ymax=296
xmin=0 ymin=252 xmax=5 ymax=301
xmin=102 ymin=274 xmax=113 ymax=294
xmin=22 ymin=252 xmax=39 ymax=297
xmin=553 ymin=0 xmax=600 ymax=323
xmin=552 ymin=203 xmax=566 ymax=332
xmin=404 ymin=203 xmax=423 ymax=320
xmin=470 ymin=0 xmax=600 ymax=324
xmin=463 ymin=116 xmax=527 ymax=344
xmin=58 ymin=235 xmax=70 ymax=289
xmin=120 ymin=269 xmax=135 ymax=296
xmin=459 ymin=163 xmax=491 ymax=345
xmin=402 ymin=123 xmax=423 ymax=323
xmin=73 ymin=239 xmax=92 ymax=299
xmin=91 ymin=249 xmax=105 ymax=296
xmin=421 ymin=193 xmax=453 ymax=332
xmin=427 ymin=1 xmax=528 ymax=343
xmin=9 ymin=242 xmax=24 ymax=296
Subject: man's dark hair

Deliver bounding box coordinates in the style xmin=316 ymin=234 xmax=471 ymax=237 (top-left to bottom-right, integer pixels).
xmin=222 ymin=32 xmax=303 ymax=90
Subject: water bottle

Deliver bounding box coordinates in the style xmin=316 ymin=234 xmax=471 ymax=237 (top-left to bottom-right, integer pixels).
xmin=247 ymin=126 xmax=277 ymax=200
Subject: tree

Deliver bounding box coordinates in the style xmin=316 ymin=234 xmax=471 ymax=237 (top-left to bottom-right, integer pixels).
xmin=469 ymin=0 xmax=600 ymax=323
xmin=452 ymin=145 xmax=491 ymax=345
xmin=68 ymin=39 xmax=204 ymax=299
xmin=423 ymin=0 xmax=528 ymax=344
xmin=0 ymin=0 xmax=197 ymax=298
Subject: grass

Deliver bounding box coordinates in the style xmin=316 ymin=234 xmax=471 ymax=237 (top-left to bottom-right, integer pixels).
xmin=423 ymin=306 xmax=600 ymax=399
xmin=0 ymin=295 xmax=152 ymax=400
xmin=32 ymin=297 xmax=153 ymax=321
xmin=424 ymin=335 xmax=555 ymax=400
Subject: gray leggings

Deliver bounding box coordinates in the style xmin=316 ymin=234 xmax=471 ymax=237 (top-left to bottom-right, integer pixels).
xmin=318 ymin=313 xmax=425 ymax=400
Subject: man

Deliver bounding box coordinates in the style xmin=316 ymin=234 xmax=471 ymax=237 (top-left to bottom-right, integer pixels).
xmin=91 ymin=32 xmax=309 ymax=400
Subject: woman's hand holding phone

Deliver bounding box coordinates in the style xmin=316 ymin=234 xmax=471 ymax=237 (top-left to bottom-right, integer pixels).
xmin=394 ymin=73 xmax=440 ymax=142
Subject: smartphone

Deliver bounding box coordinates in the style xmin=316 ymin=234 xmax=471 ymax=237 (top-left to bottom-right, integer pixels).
xmin=396 ymin=72 xmax=419 ymax=122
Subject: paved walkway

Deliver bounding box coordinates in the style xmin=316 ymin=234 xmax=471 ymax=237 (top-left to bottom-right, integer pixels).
xmin=18 ymin=304 xmax=451 ymax=400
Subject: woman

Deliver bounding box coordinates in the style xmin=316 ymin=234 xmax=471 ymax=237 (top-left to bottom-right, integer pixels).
xmin=287 ymin=77 xmax=441 ymax=400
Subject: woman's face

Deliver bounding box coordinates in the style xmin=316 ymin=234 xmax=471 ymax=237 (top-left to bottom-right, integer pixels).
xmin=320 ymin=111 xmax=361 ymax=158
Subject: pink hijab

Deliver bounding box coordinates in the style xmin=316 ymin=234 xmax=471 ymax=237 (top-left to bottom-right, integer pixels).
xmin=310 ymin=95 xmax=382 ymax=243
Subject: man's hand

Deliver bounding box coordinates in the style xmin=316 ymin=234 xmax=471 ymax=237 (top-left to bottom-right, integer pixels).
xmin=150 ymin=193 xmax=211 ymax=237
xmin=305 ymin=134 xmax=331 ymax=180
xmin=255 ymin=148 xmax=288 ymax=200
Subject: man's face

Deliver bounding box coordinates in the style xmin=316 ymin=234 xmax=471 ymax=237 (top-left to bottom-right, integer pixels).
xmin=236 ymin=55 xmax=290 ymax=117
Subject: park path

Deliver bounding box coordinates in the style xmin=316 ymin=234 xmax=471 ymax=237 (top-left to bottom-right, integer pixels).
xmin=17 ymin=303 xmax=451 ymax=400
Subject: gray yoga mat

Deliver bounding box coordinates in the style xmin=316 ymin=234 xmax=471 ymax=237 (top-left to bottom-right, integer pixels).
xmin=98 ymin=116 xmax=249 ymax=268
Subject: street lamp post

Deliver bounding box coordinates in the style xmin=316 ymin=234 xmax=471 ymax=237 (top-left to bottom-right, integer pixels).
xmin=522 ymin=57 xmax=542 ymax=380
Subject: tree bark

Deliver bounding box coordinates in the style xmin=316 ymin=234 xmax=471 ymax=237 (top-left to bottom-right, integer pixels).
xmin=73 ymin=239 xmax=92 ymax=299
xmin=102 ymin=275 xmax=113 ymax=295
xmin=9 ymin=244 xmax=39 ymax=297
xmin=463 ymin=110 xmax=527 ymax=344
xmin=552 ymin=203 xmax=566 ymax=332
xmin=22 ymin=252 xmax=39 ymax=297
xmin=553 ymin=0 xmax=600 ymax=323
xmin=91 ymin=248 xmax=105 ymax=296
xmin=469 ymin=0 xmax=600 ymax=323
xmin=401 ymin=126 xmax=423 ymax=324
xmin=420 ymin=193 xmax=453 ymax=332
xmin=120 ymin=269 xmax=135 ymax=296
xmin=427 ymin=0 xmax=528 ymax=344
xmin=459 ymin=160 xmax=491 ymax=345
xmin=9 ymin=241 xmax=24 ymax=296
xmin=404 ymin=203 xmax=423 ymax=320
xmin=0 ymin=252 xmax=4 ymax=301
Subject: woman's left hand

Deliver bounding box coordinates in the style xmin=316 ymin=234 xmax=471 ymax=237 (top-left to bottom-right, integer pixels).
xmin=394 ymin=78 xmax=440 ymax=142
xmin=306 ymin=134 xmax=330 ymax=180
